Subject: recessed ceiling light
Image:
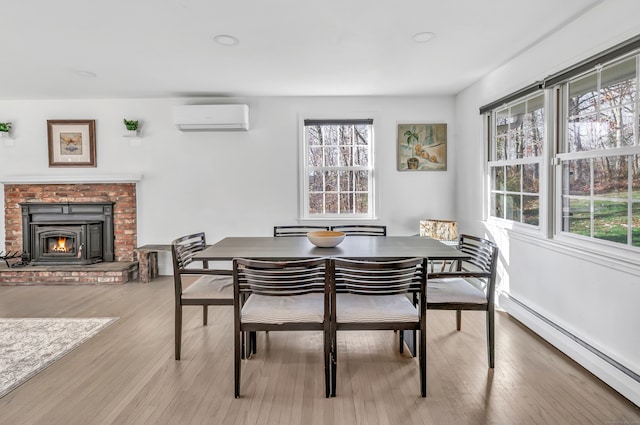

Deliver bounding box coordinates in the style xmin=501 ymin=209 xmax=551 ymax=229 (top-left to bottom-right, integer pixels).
xmin=213 ymin=34 xmax=239 ymax=46
xmin=75 ymin=70 xmax=97 ymax=78
xmin=412 ymin=32 xmax=435 ymax=43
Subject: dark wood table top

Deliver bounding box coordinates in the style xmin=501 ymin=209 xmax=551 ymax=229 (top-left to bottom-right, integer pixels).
xmin=194 ymin=236 xmax=467 ymax=261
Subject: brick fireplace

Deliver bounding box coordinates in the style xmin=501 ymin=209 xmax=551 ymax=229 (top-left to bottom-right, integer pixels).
xmin=2 ymin=181 xmax=139 ymax=284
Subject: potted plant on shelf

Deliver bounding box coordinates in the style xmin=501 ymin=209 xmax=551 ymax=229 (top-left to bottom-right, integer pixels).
xmin=123 ymin=119 xmax=139 ymax=137
xmin=0 ymin=122 xmax=12 ymax=137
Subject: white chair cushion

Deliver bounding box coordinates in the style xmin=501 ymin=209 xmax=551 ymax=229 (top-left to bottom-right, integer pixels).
xmin=241 ymin=293 xmax=325 ymax=324
xmin=182 ymin=275 xmax=233 ymax=299
xmin=427 ymin=278 xmax=487 ymax=304
xmin=336 ymin=293 xmax=419 ymax=323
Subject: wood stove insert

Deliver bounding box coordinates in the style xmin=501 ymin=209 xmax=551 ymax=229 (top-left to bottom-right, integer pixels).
xmin=20 ymin=202 xmax=115 ymax=265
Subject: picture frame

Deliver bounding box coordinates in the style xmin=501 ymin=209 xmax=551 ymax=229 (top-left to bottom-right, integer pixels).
xmin=397 ymin=123 xmax=447 ymax=171
xmin=47 ymin=120 xmax=96 ymax=167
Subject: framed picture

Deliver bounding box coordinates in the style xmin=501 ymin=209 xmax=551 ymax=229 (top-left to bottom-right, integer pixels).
xmin=397 ymin=123 xmax=447 ymax=171
xmin=47 ymin=120 xmax=96 ymax=167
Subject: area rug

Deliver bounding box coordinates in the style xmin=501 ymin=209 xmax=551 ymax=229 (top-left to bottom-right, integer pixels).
xmin=0 ymin=317 xmax=118 ymax=398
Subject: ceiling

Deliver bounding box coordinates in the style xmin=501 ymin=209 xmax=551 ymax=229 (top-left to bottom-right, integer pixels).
xmin=1 ymin=0 xmax=604 ymax=100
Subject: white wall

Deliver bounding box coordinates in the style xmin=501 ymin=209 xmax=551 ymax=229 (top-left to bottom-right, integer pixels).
xmin=0 ymin=95 xmax=457 ymax=273
xmin=455 ymin=0 xmax=640 ymax=406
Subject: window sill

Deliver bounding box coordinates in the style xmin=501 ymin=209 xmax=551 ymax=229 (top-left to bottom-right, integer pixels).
xmin=485 ymin=220 xmax=640 ymax=277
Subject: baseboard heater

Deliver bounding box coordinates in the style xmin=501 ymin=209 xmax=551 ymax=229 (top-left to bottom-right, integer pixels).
xmin=508 ymin=295 xmax=639 ymax=384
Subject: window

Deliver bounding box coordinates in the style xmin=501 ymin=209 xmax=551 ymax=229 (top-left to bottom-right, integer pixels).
xmin=301 ymin=119 xmax=374 ymax=219
xmin=488 ymin=93 xmax=545 ymax=226
xmin=558 ymin=55 xmax=640 ymax=247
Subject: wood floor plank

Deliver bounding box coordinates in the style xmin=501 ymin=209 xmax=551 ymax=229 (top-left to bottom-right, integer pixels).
xmin=0 ymin=277 xmax=638 ymax=425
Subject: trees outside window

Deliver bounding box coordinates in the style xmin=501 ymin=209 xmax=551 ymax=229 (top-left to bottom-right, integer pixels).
xmin=301 ymin=119 xmax=374 ymax=219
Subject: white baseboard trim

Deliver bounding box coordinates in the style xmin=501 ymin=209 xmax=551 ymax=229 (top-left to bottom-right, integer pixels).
xmin=500 ymin=294 xmax=640 ymax=408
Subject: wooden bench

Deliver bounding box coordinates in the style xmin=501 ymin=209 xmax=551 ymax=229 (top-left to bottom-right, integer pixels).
xmin=134 ymin=244 xmax=171 ymax=283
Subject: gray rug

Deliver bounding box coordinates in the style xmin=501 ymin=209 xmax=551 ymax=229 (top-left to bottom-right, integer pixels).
xmin=0 ymin=317 xmax=118 ymax=398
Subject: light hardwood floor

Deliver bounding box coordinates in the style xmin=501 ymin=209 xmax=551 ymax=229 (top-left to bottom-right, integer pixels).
xmin=0 ymin=277 xmax=638 ymax=425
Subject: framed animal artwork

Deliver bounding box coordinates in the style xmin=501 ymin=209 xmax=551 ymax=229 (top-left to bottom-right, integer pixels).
xmin=47 ymin=120 xmax=96 ymax=167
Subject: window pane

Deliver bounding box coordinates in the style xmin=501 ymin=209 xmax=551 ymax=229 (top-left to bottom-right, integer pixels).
xmin=491 ymin=193 xmax=504 ymax=218
xmin=600 ymin=57 xmax=636 ymax=106
xmin=569 ymin=72 xmax=598 ymax=117
xmin=355 ymin=193 xmax=368 ymax=213
xmin=355 ymin=125 xmax=369 ymax=145
xmin=353 ymin=146 xmax=368 ymax=166
xmin=309 ymin=171 xmax=323 ymax=192
xmin=522 ymin=99 xmax=544 ymax=157
xmin=492 ymin=167 xmax=504 ymax=191
xmin=506 ymin=165 xmax=521 ymax=192
xmin=325 ymin=193 xmax=338 ymax=213
xmin=523 ymin=164 xmax=539 ymax=193
xmin=505 ymin=194 xmax=521 ymax=221
xmin=309 ymin=194 xmax=324 ymax=214
xmin=340 ymin=193 xmax=353 ymax=214
xmin=600 ymin=108 xmax=635 ymax=148
xmin=593 ymin=201 xmax=628 ymax=244
xmin=339 ymin=126 xmax=353 ymax=146
xmin=633 ymin=202 xmax=640 ymax=247
xmin=340 ymin=146 xmax=353 ymax=166
xmin=495 ymin=136 xmax=507 ymax=160
xmin=323 ymin=127 xmax=338 ymax=145
xmin=567 ymin=114 xmax=599 ymax=152
xmin=566 ymin=197 xmax=590 ymax=236
xmin=324 ymin=147 xmax=339 ymax=166
xmin=339 ymin=171 xmax=353 ymax=191
xmin=565 ymin=159 xmax=591 ymax=196
xmin=354 ymin=170 xmax=368 ymax=191
xmin=593 ymin=155 xmax=628 ymax=197
xmin=325 ymin=171 xmax=338 ymax=191
xmin=523 ymin=195 xmax=539 ymax=226
xmin=633 ymin=155 xmax=640 ymax=199
xmin=308 ymin=147 xmax=323 ymax=167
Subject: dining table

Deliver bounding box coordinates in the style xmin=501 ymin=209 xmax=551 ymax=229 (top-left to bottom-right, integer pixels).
xmin=194 ymin=235 xmax=468 ymax=262
xmin=194 ymin=235 xmax=469 ymax=355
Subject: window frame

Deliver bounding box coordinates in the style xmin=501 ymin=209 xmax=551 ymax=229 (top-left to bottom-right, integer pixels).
xmin=486 ymin=91 xmax=548 ymax=235
xmin=298 ymin=117 xmax=377 ymax=221
xmin=553 ymin=54 xmax=640 ymax=252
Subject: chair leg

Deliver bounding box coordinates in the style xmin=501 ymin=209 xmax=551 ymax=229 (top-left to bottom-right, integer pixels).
xmin=487 ymin=309 xmax=495 ymax=368
xmin=203 ymin=305 xmax=208 ymax=326
xmin=324 ymin=326 xmax=331 ymax=398
xmin=456 ymin=310 xmax=462 ymax=331
xmin=331 ymin=329 xmax=337 ymax=397
xmin=399 ymin=330 xmax=404 ymax=353
xmin=235 ymin=325 xmax=241 ymax=398
xmin=420 ymin=328 xmax=426 ymax=397
xmin=175 ymin=304 xmax=182 ymax=360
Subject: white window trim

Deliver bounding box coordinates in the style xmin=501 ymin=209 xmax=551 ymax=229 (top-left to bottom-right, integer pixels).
xmin=297 ymin=114 xmax=378 ymax=222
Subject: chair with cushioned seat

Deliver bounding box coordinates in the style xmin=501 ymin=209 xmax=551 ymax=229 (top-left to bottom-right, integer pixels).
xmin=330 ymin=257 xmax=427 ymax=397
xmin=171 ymin=232 xmax=233 ymax=360
xmin=426 ymin=234 xmax=499 ymax=368
xmin=233 ymin=257 xmax=331 ymax=398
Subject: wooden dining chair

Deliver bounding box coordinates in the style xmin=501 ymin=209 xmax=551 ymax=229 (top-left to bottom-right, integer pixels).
xmin=171 ymin=232 xmax=233 ymax=360
xmin=273 ymin=225 xmax=330 ymax=237
xmin=330 ymin=257 xmax=427 ymax=397
xmin=233 ymin=257 xmax=331 ymax=398
xmin=330 ymin=224 xmax=387 ymax=236
xmin=426 ymin=234 xmax=499 ymax=368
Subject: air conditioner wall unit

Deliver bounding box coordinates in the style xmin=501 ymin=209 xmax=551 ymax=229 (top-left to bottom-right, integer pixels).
xmin=173 ymin=104 xmax=249 ymax=131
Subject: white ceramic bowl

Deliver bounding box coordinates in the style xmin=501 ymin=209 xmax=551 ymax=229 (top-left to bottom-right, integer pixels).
xmin=306 ymin=231 xmax=346 ymax=248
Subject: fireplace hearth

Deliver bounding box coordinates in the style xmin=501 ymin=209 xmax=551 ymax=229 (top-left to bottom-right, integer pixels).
xmin=21 ymin=202 xmax=115 ymax=265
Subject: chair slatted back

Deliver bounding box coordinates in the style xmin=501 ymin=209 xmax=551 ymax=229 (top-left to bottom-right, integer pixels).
xmin=330 ymin=225 xmax=387 ymax=236
xmin=234 ymin=258 xmax=329 ymax=297
xmin=333 ymin=257 xmax=425 ymax=295
xmin=458 ymin=235 xmax=496 ymax=275
xmin=172 ymin=232 xmax=207 ymax=271
xmin=273 ymin=225 xmax=330 ymax=237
